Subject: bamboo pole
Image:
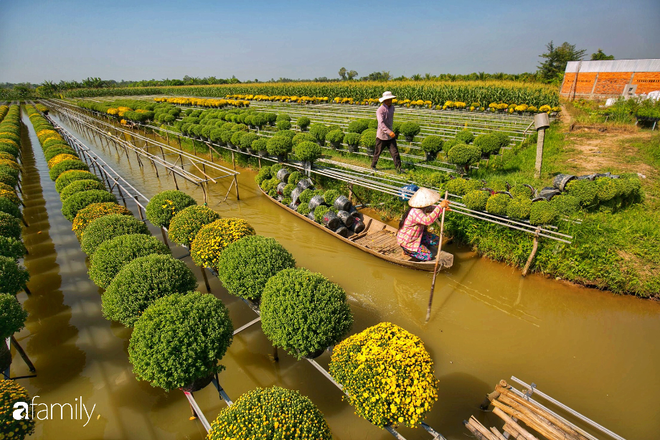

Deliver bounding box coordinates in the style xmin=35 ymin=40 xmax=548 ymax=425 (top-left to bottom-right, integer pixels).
xmin=464 ymin=420 xmax=490 ymax=440
xmin=489 ymin=426 xmax=507 ymax=440
xmin=426 ymin=191 xmax=449 ymax=323
xmin=492 ymin=407 xmax=539 ymax=440
xmin=492 ymin=399 xmax=566 ymax=440
xmin=466 ymin=416 xmax=499 ymax=440
xmin=497 ymin=395 xmax=580 ymax=440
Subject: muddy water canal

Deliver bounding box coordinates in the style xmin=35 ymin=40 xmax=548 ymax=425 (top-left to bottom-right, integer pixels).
xmin=12 ymin=110 xmax=660 ymax=440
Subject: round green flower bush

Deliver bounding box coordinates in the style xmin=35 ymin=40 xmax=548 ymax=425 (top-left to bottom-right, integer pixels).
xmin=0 ymin=236 xmax=26 ymax=260
xmin=72 ymin=202 xmax=132 ymax=241
xmin=323 ymin=189 xmax=340 ymax=206
xmin=103 ymin=254 xmax=198 ymax=327
xmin=0 ymin=212 xmax=21 ymax=240
xmin=44 ymin=146 xmax=77 ymax=162
xmin=261 ymin=268 xmax=353 ymax=359
xmin=261 ymin=177 xmax=280 ymax=193
xmin=287 ymin=171 xmax=303 ymax=185
xmin=329 ymin=322 xmax=439 ymax=428
xmin=61 ymin=189 xmax=117 ymax=222
xmin=49 ymin=159 xmax=89 ymax=181
xmin=0 ymin=172 xmax=17 ymax=188
xmin=276 ymin=113 xmax=291 ymax=123
xmin=266 ymin=136 xmax=293 ymax=159
xmin=217 ymin=235 xmax=296 ymax=301
xmin=240 ymin=132 xmax=259 ymax=150
xmin=0 ymin=144 xmax=19 ymax=158
xmin=230 ymin=130 xmax=245 ymax=147
xmin=0 ymin=379 xmax=36 ymax=440
xmin=297 ymin=204 xmax=311 ymax=216
xmin=360 ymin=129 xmax=377 ymax=150
xmin=473 ymin=134 xmax=501 ymax=155
xmin=455 ymin=129 xmax=474 ymax=144
xmin=0 ymin=166 xmax=18 ymax=182
xmin=448 ymin=143 xmax=481 ymax=171
xmin=55 ymin=170 xmax=101 ymax=193
xmin=0 ymin=189 xmax=19 ymax=207
xmin=595 ymin=177 xmax=618 ymax=202
xmin=294 ymin=141 xmax=322 ymax=163
xmin=463 ymin=190 xmax=489 ymax=211
xmin=146 ymin=190 xmax=197 ymax=228
xmin=485 ymin=193 xmax=511 ymax=216
xmin=276 ymin=120 xmax=292 ymax=131
xmin=326 ymin=129 xmax=345 ymax=148
xmin=550 ymin=195 xmax=581 ymax=216
xmin=255 ymin=166 xmax=272 ymax=186
xmin=309 ymin=124 xmax=328 ymax=145
xmin=207 ymin=386 xmax=332 ymax=440
xmin=0 ymin=198 xmax=20 ymax=220
xmin=190 ymin=218 xmax=256 ymax=270
xmin=59 ymin=179 xmax=106 ymax=202
xmin=0 ymin=256 xmax=29 ymax=295
xmin=446 ymin=178 xmax=482 ymax=196
xmin=420 ymin=135 xmax=443 ymax=154
xmin=347 ymin=119 xmax=370 ymax=134
xmin=298 ymin=189 xmax=315 ymax=205
xmin=314 ymin=205 xmax=330 ymax=223
xmin=530 ymin=200 xmax=558 ymax=226
xmin=566 ymin=180 xmax=598 ymax=207
xmin=128 ymin=291 xmax=233 ymax=390
xmin=89 ymin=234 xmax=171 ymax=289
xmin=344 ymin=132 xmax=361 ymax=149
xmin=0 ymin=293 xmax=27 ymax=339
xmin=292 ymin=133 xmax=316 ymax=147
xmin=510 ymin=185 xmax=533 ymax=199
xmin=399 ymin=122 xmax=421 ymax=141
xmin=296 ymin=116 xmax=311 ymax=131
xmin=81 ymin=214 xmax=150 ymax=256
xmin=168 ymin=205 xmax=220 ymax=247
xmin=506 ymin=197 xmax=532 ymax=220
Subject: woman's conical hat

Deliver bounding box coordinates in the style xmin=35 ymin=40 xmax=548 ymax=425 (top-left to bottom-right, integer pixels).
xmin=408 ymin=187 xmax=440 ymax=208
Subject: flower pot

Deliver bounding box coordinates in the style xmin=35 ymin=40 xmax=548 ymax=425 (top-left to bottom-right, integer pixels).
xmin=347 ymin=145 xmax=358 ymax=153
xmin=405 ymin=136 xmax=415 ymax=142
xmin=179 ymin=373 xmax=214 ymax=393
xmin=424 ymin=151 xmax=438 ymax=162
xmin=0 ymin=341 xmax=11 ymax=371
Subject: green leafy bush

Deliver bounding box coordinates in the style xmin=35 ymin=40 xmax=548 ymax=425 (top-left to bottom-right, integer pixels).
xmin=230 ymin=130 xmax=245 ymax=146
xmin=261 ymin=268 xmax=353 ymax=359
xmin=59 ymin=179 xmax=106 ymax=202
xmin=506 ymin=197 xmax=532 ymax=220
xmin=287 ymin=171 xmax=303 ymax=185
xmin=486 ymin=193 xmax=510 ymax=216
xmin=309 ymin=124 xmax=328 ymax=145
xmin=0 ymin=256 xmax=29 ymax=295
xmin=566 ymin=179 xmax=598 ymax=207
xmin=344 ymin=132 xmax=361 ymax=148
xmin=0 ymin=236 xmax=25 ymax=260
xmin=492 ymin=132 xmax=510 ymax=148
xmin=261 ymin=177 xmax=280 ymax=193
xmin=0 ymin=172 xmax=17 ymax=188
xmin=0 ymin=198 xmax=20 ymax=219
xmin=297 ymin=204 xmax=311 ymax=215
xmin=61 ymin=189 xmax=117 ymax=222
xmin=299 ymin=189 xmax=315 ymax=205
xmin=448 ymin=143 xmax=481 ymax=169
xmin=276 ymin=120 xmax=292 ymax=131
xmin=529 ymin=200 xmax=558 ymax=225
xmin=49 ymin=159 xmax=89 ymax=181
xmin=400 ymin=122 xmax=421 ymax=140
xmin=292 ymin=133 xmax=316 ymax=146
xmin=550 ymin=195 xmax=581 ymax=216
xmin=128 ymin=292 xmax=233 ymax=390
xmin=72 ymin=202 xmax=132 ymax=241
xmin=282 ymin=184 xmax=295 ymax=198
xmin=443 ymin=139 xmax=458 ymax=154
xmin=81 ymin=214 xmax=150 ymax=256
xmin=274 ymin=130 xmax=296 ymax=141
xmin=347 ymin=119 xmax=370 ymax=133
xmin=44 ymin=146 xmax=76 ymax=162
xmin=146 ymin=190 xmax=197 ymax=228
xmin=0 ymin=212 xmax=21 ymax=240
xmin=446 ymin=178 xmax=482 ymax=196
xmin=294 ymin=141 xmax=322 ymax=163
xmin=255 ymin=167 xmax=272 ymax=186
xmin=473 ymin=134 xmax=501 ymax=155
xmin=55 ymin=170 xmax=101 ymax=193
xmin=314 ymin=205 xmax=330 ymax=223
xmin=420 ymin=135 xmax=443 ymax=154
xmin=190 ymin=218 xmax=256 ymax=270
xmin=240 ymin=132 xmax=259 ymax=150
xmin=595 ymin=177 xmax=619 ymax=202
xmin=510 ymin=185 xmax=533 ymax=199
xmin=326 ymin=129 xmax=345 ymax=148
xmin=0 ymin=144 xmax=19 ymax=158
xmin=323 ymin=189 xmax=340 ymax=206
xmin=168 ymin=205 xmax=220 ymax=247
xmin=252 ymin=138 xmax=267 ymax=153
xmin=455 ymin=129 xmax=474 ymax=144
xmin=103 ymin=255 xmax=198 ymax=327
xmin=360 ymin=128 xmax=377 ymax=150
xmin=297 ymin=116 xmax=311 ymax=131
xmin=276 ymin=114 xmax=291 ymax=123
xmin=217 ymin=236 xmax=296 ymax=301
xmin=0 ymin=293 xmax=27 ymax=339
xmin=463 ymin=190 xmax=489 ymax=211
xmin=89 ymin=234 xmax=171 ymax=289
xmin=207 ymin=386 xmax=332 ymax=440
xmin=266 ymin=136 xmax=293 ymax=158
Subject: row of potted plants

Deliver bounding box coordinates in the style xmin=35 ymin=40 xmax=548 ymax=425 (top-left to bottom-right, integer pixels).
xmin=154 ymin=96 xmax=250 ymax=108
xmin=1 ymin=105 xmax=36 ymax=440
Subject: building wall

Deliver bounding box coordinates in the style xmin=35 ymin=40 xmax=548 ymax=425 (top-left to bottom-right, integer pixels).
xmin=560 ymin=60 xmax=660 ymax=100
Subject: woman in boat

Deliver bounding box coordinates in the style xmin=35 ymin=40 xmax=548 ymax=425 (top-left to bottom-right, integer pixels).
xmin=396 ymin=188 xmax=450 ymax=261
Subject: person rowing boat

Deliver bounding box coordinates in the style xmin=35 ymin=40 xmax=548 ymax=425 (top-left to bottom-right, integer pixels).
xmin=396 ymin=188 xmax=450 ymax=261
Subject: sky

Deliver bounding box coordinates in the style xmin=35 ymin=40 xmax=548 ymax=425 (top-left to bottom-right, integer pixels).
xmin=0 ymin=0 xmax=659 ymax=84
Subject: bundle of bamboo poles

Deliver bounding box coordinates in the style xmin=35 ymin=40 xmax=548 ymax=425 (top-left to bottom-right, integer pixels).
xmin=464 ymin=380 xmax=592 ymax=440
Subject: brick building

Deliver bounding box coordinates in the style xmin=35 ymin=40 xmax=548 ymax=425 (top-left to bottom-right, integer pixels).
xmin=560 ymin=59 xmax=660 ymax=100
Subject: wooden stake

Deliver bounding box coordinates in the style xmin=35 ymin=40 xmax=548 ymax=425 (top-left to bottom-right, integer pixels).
xmin=200 ymin=266 xmax=211 ymax=292
xmin=10 ymin=336 xmax=36 ymax=373
xmin=426 ymin=191 xmax=449 ymax=323
xmin=493 ymin=407 xmax=539 ymax=440
xmin=522 ymin=227 xmax=541 ymax=277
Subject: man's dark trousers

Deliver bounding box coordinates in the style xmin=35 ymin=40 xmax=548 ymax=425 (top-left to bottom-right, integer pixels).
xmin=371 ymin=138 xmax=401 ymax=171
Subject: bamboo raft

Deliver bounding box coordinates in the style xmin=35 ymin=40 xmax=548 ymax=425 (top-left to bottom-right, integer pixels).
xmin=259 ymin=186 xmax=454 ymax=272
xmin=466 ymin=379 xmax=624 ymax=440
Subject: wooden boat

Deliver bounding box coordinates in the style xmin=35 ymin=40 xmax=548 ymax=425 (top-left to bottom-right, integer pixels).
xmin=259 ymin=187 xmax=453 ymax=271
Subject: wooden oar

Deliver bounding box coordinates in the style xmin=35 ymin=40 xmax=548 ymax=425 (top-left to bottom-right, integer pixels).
xmin=426 ymin=191 xmax=449 ymax=323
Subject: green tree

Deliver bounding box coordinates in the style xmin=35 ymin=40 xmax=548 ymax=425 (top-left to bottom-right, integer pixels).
xmin=338 ymin=67 xmax=347 ymax=80
xmin=538 ymin=41 xmax=586 ymax=82
xmin=591 ymin=49 xmax=614 ymax=60
xmin=347 ymin=70 xmax=358 ymax=80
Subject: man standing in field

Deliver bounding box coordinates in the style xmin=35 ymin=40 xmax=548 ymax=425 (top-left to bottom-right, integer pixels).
xmin=372 ymin=91 xmax=402 ymax=173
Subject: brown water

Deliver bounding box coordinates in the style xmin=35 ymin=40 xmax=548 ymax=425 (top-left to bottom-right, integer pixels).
xmin=12 ymin=109 xmax=660 ymax=440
